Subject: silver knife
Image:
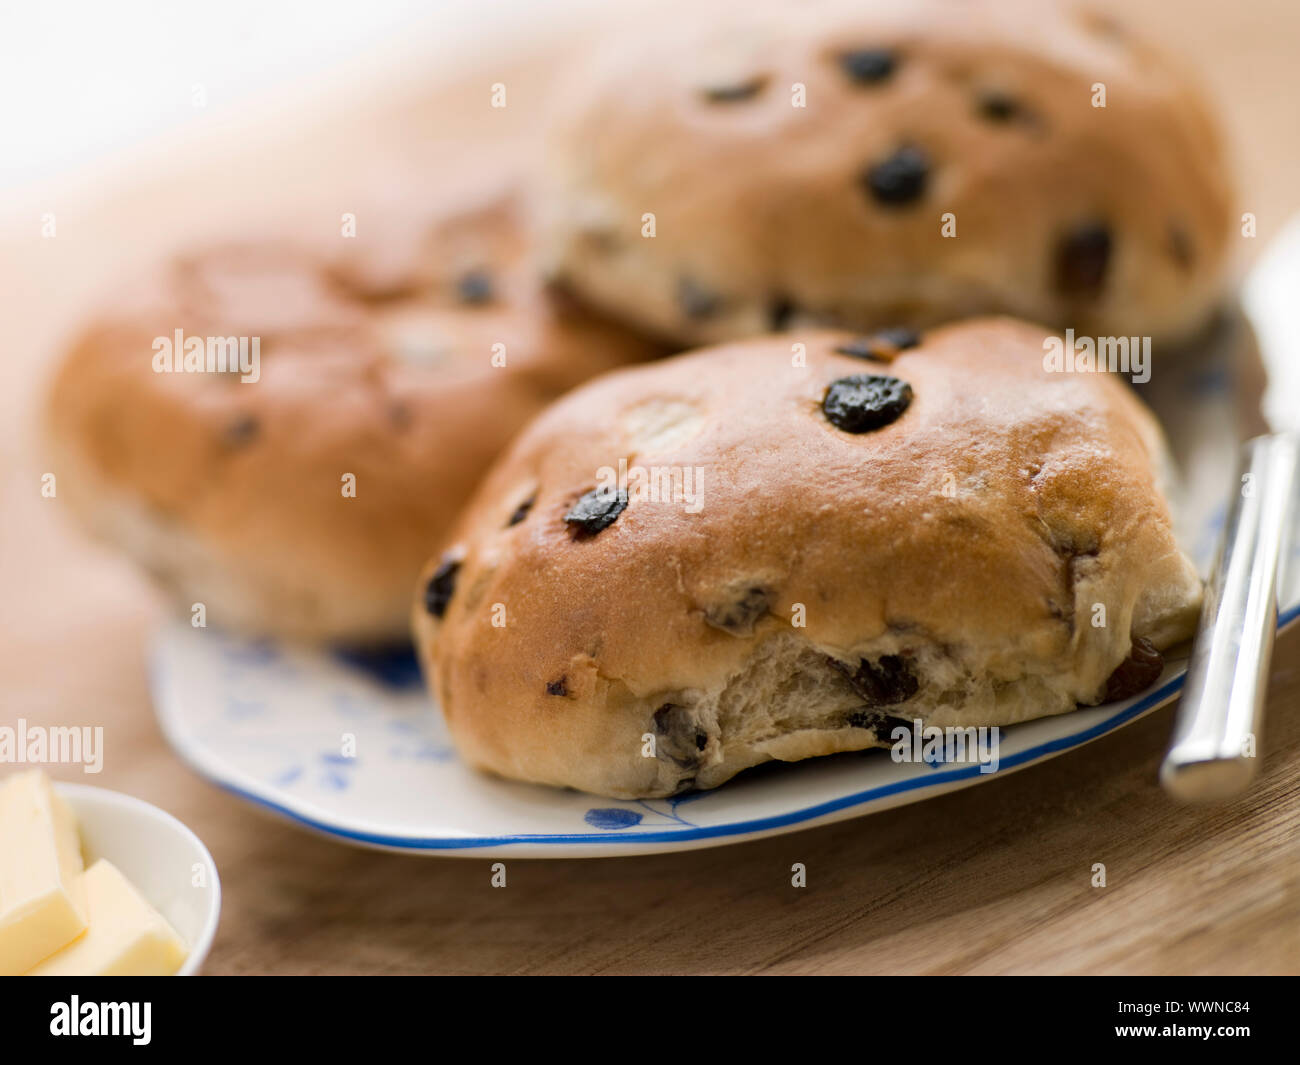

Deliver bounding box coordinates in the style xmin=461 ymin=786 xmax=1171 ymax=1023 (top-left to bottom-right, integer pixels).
xmin=1161 ymin=218 xmax=1300 ymax=801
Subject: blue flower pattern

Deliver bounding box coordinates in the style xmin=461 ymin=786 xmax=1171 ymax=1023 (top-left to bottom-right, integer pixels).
xmin=585 ymin=790 xmax=709 ymax=831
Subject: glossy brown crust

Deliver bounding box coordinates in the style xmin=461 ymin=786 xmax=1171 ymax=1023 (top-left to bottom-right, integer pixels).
xmin=540 ymin=0 xmax=1234 ymax=346
xmin=45 ymin=179 xmax=662 ymax=643
xmin=414 ymin=318 xmax=1203 ymax=798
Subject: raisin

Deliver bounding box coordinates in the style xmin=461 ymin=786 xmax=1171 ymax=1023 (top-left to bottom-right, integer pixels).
xmin=703 ymin=587 xmax=769 ymax=636
xmin=222 ymin=414 xmax=259 ymax=448
xmin=1167 ymin=223 xmax=1195 ymax=270
xmin=546 ymin=677 xmax=568 ymax=697
xmin=1055 ymin=222 xmax=1112 ymax=296
xmin=831 ymin=655 xmax=920 ymax=706
xmin=388 ymin=402 xmax=412 ymax=431
xmin=1103 ymin=636 xmax=1163 ymax=702
xmin=507 ymin=496 xmax=534 ymax=527
xmin=564 ymin=488 xmax=627 ymax=537
xmin=678 ymin=277 xmax=721 ymax=319
xmin=839 ymin=49 xmax=897 ymax=84
xmin=768 ymin=295 xmax=798 ymax=331
xmin=846 ymin=709 xmax=913 ymax=742
xmin=864 ymin=146 xmax=929 ymax=206
xmin=456 ymin=270 xmax=494 ymax=304
xmin=822 ymin=374 xmax=913 ymax=433
xmin=701 ymin=76 xmax=767 ymax=102
xmin=834 ymin=328 xmax=920 ymax=362
xmin=423 ymin=558 xmax=460 ymax=618
xmin=653 ymin=704 xmax=707 ymax=769
xmin=653 ymin=705 xmax=678 ymax=729
xmin=976 ymin=91 xmax=1020 ymax=122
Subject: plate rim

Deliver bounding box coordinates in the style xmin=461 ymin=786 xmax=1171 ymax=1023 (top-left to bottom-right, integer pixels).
xmin=151 ymin=601 xmax=1300 ymax=856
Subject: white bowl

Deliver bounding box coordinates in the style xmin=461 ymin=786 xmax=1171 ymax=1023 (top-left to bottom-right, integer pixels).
xmin=56 ymin=783 xmax=221 ymax=976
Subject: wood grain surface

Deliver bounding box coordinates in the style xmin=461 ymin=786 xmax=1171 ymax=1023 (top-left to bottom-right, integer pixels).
xmin=2 ymin=0 xmax=1298 ymax=975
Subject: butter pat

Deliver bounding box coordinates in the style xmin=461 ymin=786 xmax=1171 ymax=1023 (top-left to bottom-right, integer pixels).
xmin=0 ymin=770 xmax=88 ymax=975
xmin=29 ymin=859 xmax=188 ymax=976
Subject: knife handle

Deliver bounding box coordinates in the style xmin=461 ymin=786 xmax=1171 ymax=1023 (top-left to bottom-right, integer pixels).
xmin=1161 ymin=432 xmax=1300 ymax=801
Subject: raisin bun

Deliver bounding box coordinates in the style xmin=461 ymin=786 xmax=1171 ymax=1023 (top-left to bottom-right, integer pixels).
xmin=539 ymin=0 xmax=1233 ymax=347
xmin=413 ymin=317 xmax=1203 ymax=798
xmin=45 ymin=176 xmax=662 ymax=644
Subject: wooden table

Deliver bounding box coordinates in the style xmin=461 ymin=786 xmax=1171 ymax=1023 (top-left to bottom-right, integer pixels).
xmin=3 ymin=0 xmax=1298 ymax=974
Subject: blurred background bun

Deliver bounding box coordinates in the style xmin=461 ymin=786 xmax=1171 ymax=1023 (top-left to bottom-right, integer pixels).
xmin=45 ymin=172 xmax=662 ymax=643
xmin=539 ymin=0 xmax=1234 ymax=346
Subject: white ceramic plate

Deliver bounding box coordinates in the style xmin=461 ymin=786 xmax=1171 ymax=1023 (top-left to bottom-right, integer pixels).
xmin=57 ymin=783 xmax=221 ymax=974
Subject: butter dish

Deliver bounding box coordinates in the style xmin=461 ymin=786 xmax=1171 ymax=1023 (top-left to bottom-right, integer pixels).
xmin=53 ymin=783 xmax=220 ymax=976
